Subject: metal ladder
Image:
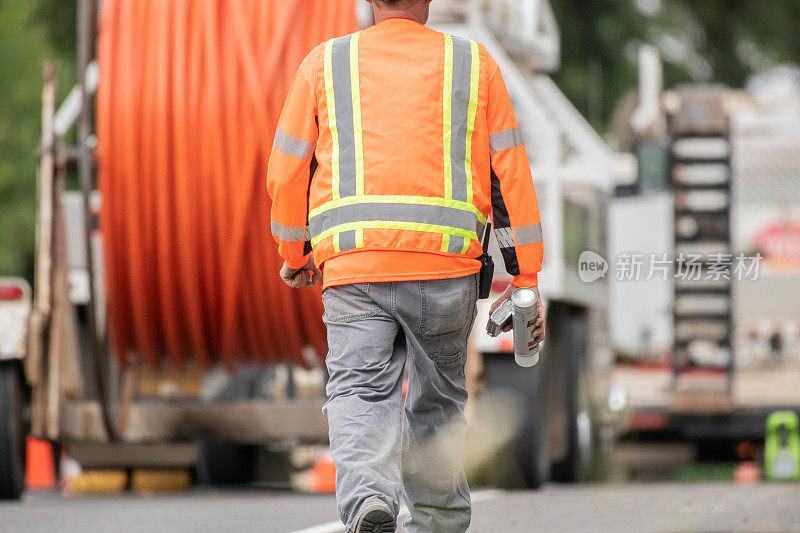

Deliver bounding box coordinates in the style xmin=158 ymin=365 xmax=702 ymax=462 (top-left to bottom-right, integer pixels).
xmin=668 ymin=89 xmax=735 ymax=394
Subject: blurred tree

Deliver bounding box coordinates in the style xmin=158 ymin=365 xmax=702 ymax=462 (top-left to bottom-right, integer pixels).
xmin=0 ymin=0 xmax=75 ymax=280
xmin=551 ymin=0 xmax=800 ymax=133
xmin=0 ymin=2 xmax=50 ymax=279
xmin=35 ymin=0 xmax=78 ymax=60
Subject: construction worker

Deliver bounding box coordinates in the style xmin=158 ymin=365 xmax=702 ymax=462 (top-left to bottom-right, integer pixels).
xmin=267 ymin=0 xmax=544 ymax=531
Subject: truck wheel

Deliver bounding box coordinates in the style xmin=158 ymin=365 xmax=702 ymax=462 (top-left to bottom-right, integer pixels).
xmin=0 ymin=362 xmax=26 ymax=499
xmin=197 ymin=441 xmax=256 ymax=485
xmin=551 ymin=309 xmax=592 ymax=483
xmin=482 ymin=352 xmax=549 ymax=489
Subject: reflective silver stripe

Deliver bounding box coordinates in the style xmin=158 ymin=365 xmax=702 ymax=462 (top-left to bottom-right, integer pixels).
xmin=449 ymin=36 xmax=473 ymax=202
xmin=331 ymin=35 xmax=358 ymax=197
xmin=309 ymin=203 xmax=483 ymax=240
xmin=494 ymin=223 xmax=542 ymax=248
xmin=489 ymin=127 xmax=525 ymax=155
xmin=337 ymin=230 xmax=357 ymax=251
xmin=447 ymin=235 xmax=465 ymax=254
xmin=274 ymin=128 xmax=314 ymax=159
xmin=271 ymin=220 xmax=310 ymax=243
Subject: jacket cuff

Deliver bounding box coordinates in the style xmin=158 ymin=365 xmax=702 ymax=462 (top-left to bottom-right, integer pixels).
xmin=511 ymin=273 xmax=538 ymax=288
xmin=285 ymin=253 xmax=311 ymax=270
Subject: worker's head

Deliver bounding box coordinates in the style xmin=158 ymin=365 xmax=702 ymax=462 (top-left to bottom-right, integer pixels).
xmin=366 ymin=0 xmax=434 ymax=25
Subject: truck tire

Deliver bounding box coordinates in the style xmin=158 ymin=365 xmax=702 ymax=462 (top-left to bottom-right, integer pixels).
xmin=482 ymin=352 xmax=549 ymax=489
xmin=0 ymin=362 xmax=26 ymax=500
xmin=551 ymin=308 xmax=592 ymax=483
xmin=197 ymin=441 xmax=256 ymax=485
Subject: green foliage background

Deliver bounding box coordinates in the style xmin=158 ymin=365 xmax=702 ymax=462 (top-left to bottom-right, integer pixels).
xmin=1 ymin=1 xmax=798 ymax=280
xmin=1 ymin=0 xmax=75 ymax=281
xmin=551 ymin=0 xmax=800 ymax=131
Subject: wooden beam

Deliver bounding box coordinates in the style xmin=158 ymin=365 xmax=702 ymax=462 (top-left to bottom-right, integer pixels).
xmin=29 ymin=63 xmax=58 ymax=438
xmin=60 ymin=399 xmax=330 ymax=443
xmin=66 ymin=442 xmax=199 ymax=469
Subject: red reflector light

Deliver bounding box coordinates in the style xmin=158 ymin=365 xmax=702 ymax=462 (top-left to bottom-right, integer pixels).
xmin=0 ymin=285 xmax=24 ymax=300
xmin=626 ymin=412 xmax=669 ymax=431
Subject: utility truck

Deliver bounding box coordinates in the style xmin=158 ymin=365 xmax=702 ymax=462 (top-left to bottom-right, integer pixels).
xmin=609 ymin=52 xmax=800 ymax=448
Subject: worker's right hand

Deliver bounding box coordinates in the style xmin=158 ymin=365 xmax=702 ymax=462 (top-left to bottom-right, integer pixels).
xmin=490 ymin=283 xmax=546 ymax=343
xmin=280 ymin=255 xmax=322 ymax=288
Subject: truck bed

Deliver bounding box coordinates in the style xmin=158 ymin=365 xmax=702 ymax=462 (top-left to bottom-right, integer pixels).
xmin=612 ymin=364 xmax=800 ymax=438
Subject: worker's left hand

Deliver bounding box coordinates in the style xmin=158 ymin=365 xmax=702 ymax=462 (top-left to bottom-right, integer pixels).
xmin=280 ymin=255 xmax=322 ymax=288
xmin=490 ymin=283 xmax=546 ymax=343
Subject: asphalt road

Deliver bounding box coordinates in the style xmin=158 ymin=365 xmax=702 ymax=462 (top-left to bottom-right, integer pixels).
xmin=2 ymin=483 xmax=800 ymax=532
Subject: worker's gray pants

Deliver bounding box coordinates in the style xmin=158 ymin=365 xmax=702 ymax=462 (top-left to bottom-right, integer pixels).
xmin=322 ymin=275 xmax=478 ymax=533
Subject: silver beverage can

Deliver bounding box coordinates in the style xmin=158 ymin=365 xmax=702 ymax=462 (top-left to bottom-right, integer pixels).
xmin=511 ymin=288 xmax=540 ymax=367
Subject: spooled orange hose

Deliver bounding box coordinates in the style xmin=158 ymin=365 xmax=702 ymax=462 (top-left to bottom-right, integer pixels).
xmin=96 ymin=0 xmax=358 ymax=368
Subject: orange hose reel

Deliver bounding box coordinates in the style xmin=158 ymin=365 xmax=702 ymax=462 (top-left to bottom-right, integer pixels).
xmin=96 ymin=0 xmax=358 ymax=368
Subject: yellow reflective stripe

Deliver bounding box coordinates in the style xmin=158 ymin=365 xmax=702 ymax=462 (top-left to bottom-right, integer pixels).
xmin=311 ymin=221 xmax=478 ymax=247
xmin=355 ymin=228 xmax=364 ymax=248
xmin=350 ymin=32 xmax=365 ymax=197
xmin=461 ymin=236 xmax=471 ymax=254
xmin=442 ymin=34 xmax=454 ymax=200
xmin=308 ymin=194 xmax=486 ymax=225
xmin=440 ymin=234 xmax=450 ymax=253
xmin=324 ymin=39 xmax=340 ymax=200
xmin=465 ymin=40 xmax=480 ymax=205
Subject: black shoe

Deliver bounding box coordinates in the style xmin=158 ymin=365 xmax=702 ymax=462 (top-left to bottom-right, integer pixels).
xmin=356 ymin=506 xmax=396 ymax=533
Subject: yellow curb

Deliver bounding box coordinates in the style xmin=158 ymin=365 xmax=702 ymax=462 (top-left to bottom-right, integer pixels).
xmin=131 ymin=469 xmax=191 ymax=493
xmin=66 ymin=470 xmax=128 ymax=494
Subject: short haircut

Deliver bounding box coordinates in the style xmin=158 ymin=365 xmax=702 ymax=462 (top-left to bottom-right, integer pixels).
xmin=377 ymin=0 xmax=421 ymax=7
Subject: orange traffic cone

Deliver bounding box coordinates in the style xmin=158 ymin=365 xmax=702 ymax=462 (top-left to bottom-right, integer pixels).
xmin=734 ymin=461 xmax=761 ymax=484
xmin=308 ymin=452 xmax=336 ymax=494
xmin=26 ymin=436 xmax=56 ymax=490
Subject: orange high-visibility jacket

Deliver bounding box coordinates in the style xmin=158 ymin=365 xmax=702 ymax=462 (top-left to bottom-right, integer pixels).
xmin=267 ymin=18 xmax=543 ymax=288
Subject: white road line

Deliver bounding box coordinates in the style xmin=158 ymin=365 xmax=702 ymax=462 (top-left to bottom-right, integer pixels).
xmin=288 ymin=489 xmax=503 ymax=533
xmin=287 ymin=519 xmax=344 ymax=533
xmin=471 ymin=489 xmax=505 ymax=503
